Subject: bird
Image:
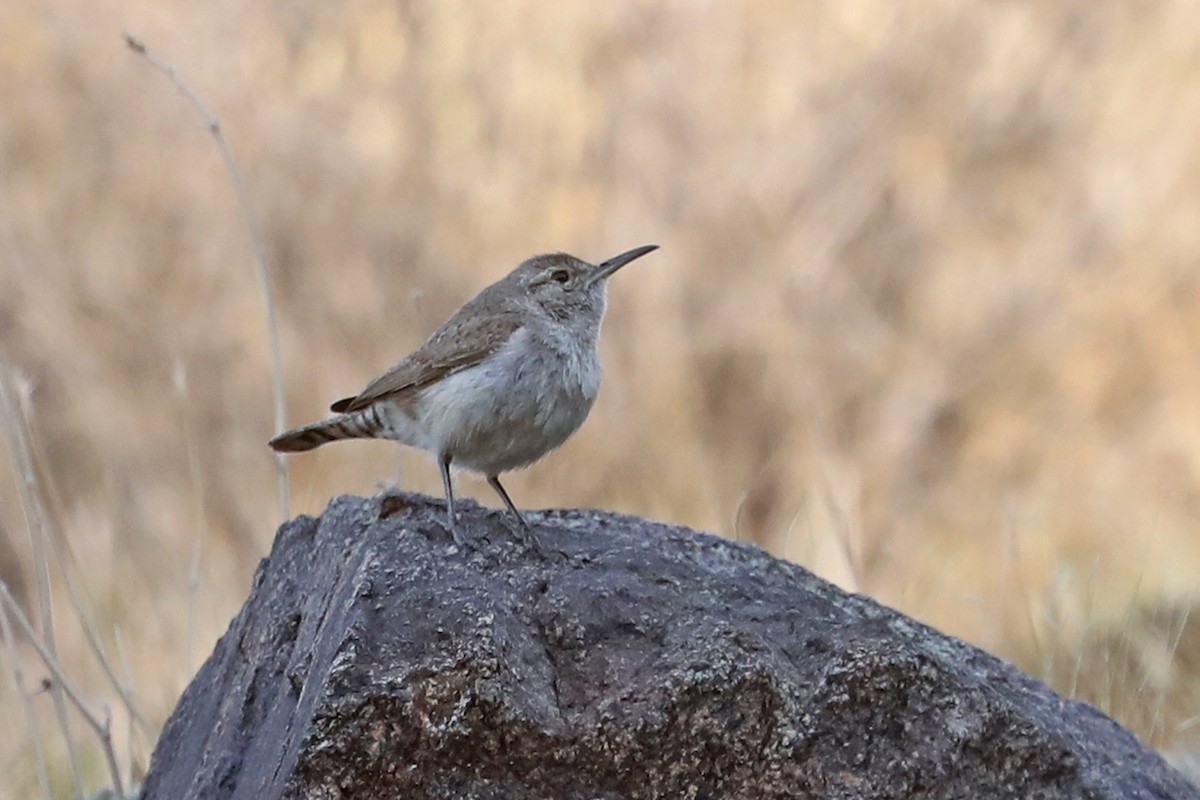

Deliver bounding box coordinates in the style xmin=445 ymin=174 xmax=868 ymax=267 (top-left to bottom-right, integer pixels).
xmin=269 ymin=244 xmax=659 ymax=539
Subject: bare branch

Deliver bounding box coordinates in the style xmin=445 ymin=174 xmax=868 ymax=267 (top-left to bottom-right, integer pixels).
xmin=0 ymin=600 xmax=52 ymax=799
xmin=0 ymin=582 xmax=126 ymax=798
xmin=0 ymin=363 xmax=86 ymax=796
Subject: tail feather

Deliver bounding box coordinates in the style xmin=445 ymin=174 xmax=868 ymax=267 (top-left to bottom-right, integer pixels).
xmin=269 ymin=408 xmax=383 ymax=453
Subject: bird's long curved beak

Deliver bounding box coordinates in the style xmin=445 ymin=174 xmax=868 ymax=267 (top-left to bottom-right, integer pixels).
xmin=586 ymin=244 xmax=659 ymax=287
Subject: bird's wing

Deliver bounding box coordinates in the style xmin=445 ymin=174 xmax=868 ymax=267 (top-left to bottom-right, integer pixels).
xmin=330 ymin=304 xmax=524 ymax=414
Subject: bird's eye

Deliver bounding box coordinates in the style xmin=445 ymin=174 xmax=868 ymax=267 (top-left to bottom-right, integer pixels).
xmin=550 ymin=269 xmax=570 ymax=284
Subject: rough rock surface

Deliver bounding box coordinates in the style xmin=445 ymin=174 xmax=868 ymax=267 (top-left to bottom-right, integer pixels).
xmin=140 ymin=493 xmax=1197 ymax=799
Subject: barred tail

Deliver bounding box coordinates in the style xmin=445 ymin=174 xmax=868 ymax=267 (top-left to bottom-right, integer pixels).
xmin=269 ymin=408 xmax=385 ymax=453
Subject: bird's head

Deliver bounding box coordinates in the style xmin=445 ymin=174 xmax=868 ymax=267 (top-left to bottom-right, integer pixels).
xmin=512 ymin=245 xmax=659 ymax=322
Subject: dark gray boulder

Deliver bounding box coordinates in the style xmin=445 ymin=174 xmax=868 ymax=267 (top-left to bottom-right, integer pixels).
xmin=140 ymin=493 xmax=1197 ymax=799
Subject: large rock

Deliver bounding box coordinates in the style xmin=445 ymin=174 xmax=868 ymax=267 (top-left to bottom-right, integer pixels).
xmin=140 ymin=493 xmax=1197 ymax=799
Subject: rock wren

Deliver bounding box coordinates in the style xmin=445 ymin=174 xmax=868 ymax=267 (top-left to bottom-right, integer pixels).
xmin=269 ymin=244 xmax=658 ymax=537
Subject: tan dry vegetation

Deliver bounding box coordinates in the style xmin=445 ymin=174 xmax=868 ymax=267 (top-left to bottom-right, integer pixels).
xmin=3 ymin=0 xmax=1200 ymax=794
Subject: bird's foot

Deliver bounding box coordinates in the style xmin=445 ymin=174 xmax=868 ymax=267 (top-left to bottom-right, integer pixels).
xmin=505 ymin=513 xmax=552 ymax=556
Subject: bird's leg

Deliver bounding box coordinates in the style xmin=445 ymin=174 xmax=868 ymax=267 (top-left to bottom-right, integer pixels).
xmin=439 ymin=453 xmax=461 ymax=544
xmin=487 ymin=475 xmax=530 ymax=530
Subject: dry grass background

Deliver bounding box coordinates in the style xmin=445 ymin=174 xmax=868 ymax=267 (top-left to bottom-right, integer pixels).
xmin=3 ymin=0 xmax=1200 ymax=795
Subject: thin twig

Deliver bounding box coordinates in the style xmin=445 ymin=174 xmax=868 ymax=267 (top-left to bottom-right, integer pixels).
xmin=175 ymin=354 xmax=207 ymax=676
xmin=9 ymin=355 xmax=153 ymax=736
xmin=1004 ymin=503 xmax=1046 ymax=674
xmin=3 ymin=361 xmax=158 ymax=759
xmin=186 ymin=536 xmax=202 ymax=676
xmin=123 ymin=31 xmax=291 ymax=519
xmin=0 ymin=583 xmax=127 ymax=798
xmin=7 ymin=360 xmax=152 ymax=739
xmin=0 ymin=363 xmax=86 ymax=797
xmin=37 ymin=507 xmax=152 ymax=736
xmin=114 ymin=627 xmax=144 ymax=786
xmin=0 ymin=599 xmax=52 ymax=800
xmin=1152 ymin=603 xmax=1191 ymax=744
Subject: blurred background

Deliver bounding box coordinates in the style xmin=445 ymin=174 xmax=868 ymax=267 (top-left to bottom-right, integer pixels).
xmin=3 ymin=0 xmax=1200 ymax=795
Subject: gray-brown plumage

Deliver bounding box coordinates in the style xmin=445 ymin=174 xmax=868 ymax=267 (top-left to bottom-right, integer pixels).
xmin=270 ymin=245 xmax=658 ymax=537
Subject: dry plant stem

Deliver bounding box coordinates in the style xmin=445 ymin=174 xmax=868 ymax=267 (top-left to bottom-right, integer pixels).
xmin=0 ymin=364 xmax=86 ymax=798
xmin=2 ymin=360 xmax=152 ymax=733
xmin=1154 ymin=606 xmax=1191 ymax=743
xmin=0 ymin=583 xmax=127 ymax=799
xmin=10 ymin=365 xmax=152 ymax=734
xmin=38 ymin=512 xmax=152 ymax=736
xmin=821 ymin=479 xmax=861 ymax=593
xmin=797 ymin=393 xmax=863 ymax=591
xmin=1067 ymin=562 xmax=1099 ymax=700
xmin=1005 ymin=511 xmax=1046 ymax=673
xmin=175 ymin=354 xmax=207 ymax=675
xmin=0 ymin=599 xmax=52 ymax=800
xmin=122 ymin=31 xmax=290 ymax=519
xmin=1095 ymin=577 xmax=1145 ymax=720
xmin=114 ymin=628 xmax=144 ymax=785
xmin=187 ymin=537 xmax=202 ymax=675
